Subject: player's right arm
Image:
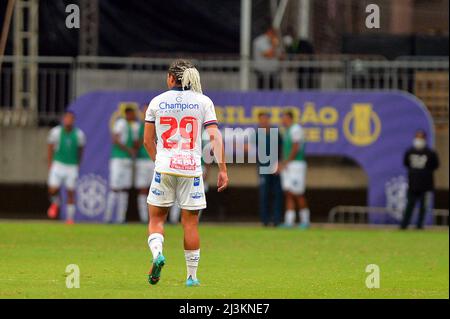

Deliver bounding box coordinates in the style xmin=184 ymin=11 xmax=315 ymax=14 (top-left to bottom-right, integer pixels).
xmin=143 ymin=101 xmax=157 ymax=161
xmin=112 ymin=135 xmax=134 ymax=155
xmin=47 ymin=127 xmax=58 ymax=169
xmin=112 ymin=120 xmax=135 ymax=156
xmin=47 ymin=144 xmax=54 ymax=169
xmin=143 ymin=122 xmax=157 ymax=162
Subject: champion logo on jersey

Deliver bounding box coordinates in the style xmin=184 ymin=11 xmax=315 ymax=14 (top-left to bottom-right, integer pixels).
xmin=154 ymin=172 xmax=161 ymax=183
xmin=158 ymin=101 xmax=199 ymax=111
xmin=193 ymin=177 xmax=200 ymax=186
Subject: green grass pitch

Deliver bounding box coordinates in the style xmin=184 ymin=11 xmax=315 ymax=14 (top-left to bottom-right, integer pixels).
xmin=0 ymin=221 xmax=448 ymax=299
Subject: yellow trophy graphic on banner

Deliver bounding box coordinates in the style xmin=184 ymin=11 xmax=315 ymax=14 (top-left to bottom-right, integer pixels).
xmin=343 ymin=103 xmax=381 ymax=146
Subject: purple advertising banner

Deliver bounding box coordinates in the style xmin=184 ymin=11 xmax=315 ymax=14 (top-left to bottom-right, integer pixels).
xmin=66 ymin=90 xmax=434 ymax=224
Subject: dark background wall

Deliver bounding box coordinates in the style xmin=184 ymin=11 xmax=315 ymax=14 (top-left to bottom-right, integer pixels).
xmin=0 ymin=0 xmax=270 ymax=57
xmin=1 ymin=0 xmax=447 ymax=58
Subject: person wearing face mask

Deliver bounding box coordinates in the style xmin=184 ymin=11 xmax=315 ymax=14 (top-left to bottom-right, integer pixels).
xmin=400 ymin=130 xmax=440 ymax=230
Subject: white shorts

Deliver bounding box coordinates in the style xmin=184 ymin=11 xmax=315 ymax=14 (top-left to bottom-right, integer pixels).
xmin=109 ymin=158 xmax=133 ymax=190
xmin=281 ymin=161 xmax=307 ymax=195
xmin=48 ymin=161 xmax=79 ymax=190
xmin=147 ymin=172 xmax=207 ymax=210
xmin=134 ymin=159 xmax=155 ymax=189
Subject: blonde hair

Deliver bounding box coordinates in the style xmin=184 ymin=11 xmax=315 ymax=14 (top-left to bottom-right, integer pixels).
xmin=181 ymin=67 xmax=202 ymax=94
xmin=168 ymin=59 xmax=203 ymax=94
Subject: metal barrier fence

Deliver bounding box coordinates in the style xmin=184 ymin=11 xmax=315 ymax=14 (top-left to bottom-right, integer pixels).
xmin=328 ymin=205 xmax=449 ymax=226
xmin=0 ymin=56 xmax=74 ymax=126
xmin=0 ymin=55 xmax=448 ymax=126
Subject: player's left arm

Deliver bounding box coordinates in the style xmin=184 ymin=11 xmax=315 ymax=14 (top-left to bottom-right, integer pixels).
xmin=206 ymin=124 xmax=228 ymax=192
xmin=47 ymin=127 xmax=58 ymax=169
xmin=281 ymin=125 xmax=303 ymax=169
xmin=203 ymin=97 xmax=228 ymax=192
xmin=286 ymin=143 xmax=300 ymax=162
xmin=132 ymin=123 xmax=141 ymax=152
xmin=77 ymin=130 xmax=86 ymax=165
xmin=78 ymin=147 xmax=84 ymax=164
xmin=278 ymin=142 xmax=299 ymax=172
xmin=136 ymin=127 xmax=144 ymax=152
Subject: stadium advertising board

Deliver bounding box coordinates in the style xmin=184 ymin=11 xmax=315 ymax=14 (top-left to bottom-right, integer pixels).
xmin=67 ymin=91 xmax=434 ymax=224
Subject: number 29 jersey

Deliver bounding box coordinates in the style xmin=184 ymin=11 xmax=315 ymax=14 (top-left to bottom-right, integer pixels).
xmin=145 ymin=88 xmax=218 ymax=177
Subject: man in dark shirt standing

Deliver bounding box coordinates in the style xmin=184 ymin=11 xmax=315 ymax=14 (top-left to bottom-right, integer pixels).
xmin=400 ymin=130 xmax=440 ymax=230
xmin=247 ymin=112 xmax=283 ymax=227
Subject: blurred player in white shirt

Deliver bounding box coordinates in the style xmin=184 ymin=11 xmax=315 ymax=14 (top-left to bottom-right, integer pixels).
xmin=104 ymin=107 xmax=138 ymax=224
xmin=144 ymin=59 xmax=228 ymax=287
xmin=135 ymin=104 xmax=155 ymax=223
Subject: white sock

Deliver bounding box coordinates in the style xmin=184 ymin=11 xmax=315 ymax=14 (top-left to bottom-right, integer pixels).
xmin=148 ymin=233 xmax=164 ymax=260
xmin=104 ymin=192 xmax=117 ymax=222
xmin=169 ymin=205 xmax=181 ymax=224
xmin=285 ymin=210 xmax=296 ymax=226
xmin=300 ymin=208 xmax=310 ymax=225
xmin=138 ymin=194 xmax=148 ymax=223
xmin=116 ymin=191 xmax=129 ymax=223
xmin=184 ymin=249 xmax=200 ymax=280
xmin=66 ymin=204 xmax=76 ymax=221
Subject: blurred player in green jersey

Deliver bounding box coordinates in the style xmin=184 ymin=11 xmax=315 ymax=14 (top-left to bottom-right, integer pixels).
xmin=47 ymin=111 xmax=86 ymax=224
xmin=279 ymin=110 xmax=310 ymax=229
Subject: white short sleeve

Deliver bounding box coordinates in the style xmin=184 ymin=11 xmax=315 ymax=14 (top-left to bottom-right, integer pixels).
xmin=47 ymin=126 xmax=61 ymax=145
xmin=77 ymin=129 xmax=86 ymax=146
xmin=290 ymin=124 xmax=303 ymax=143
xmin=145 ymin=100 xmax=157 ymax=123
xmin=113 ymin=118 xmax=126 ymax=135
xmin=203 ymin=97 xmax=218 ymax=127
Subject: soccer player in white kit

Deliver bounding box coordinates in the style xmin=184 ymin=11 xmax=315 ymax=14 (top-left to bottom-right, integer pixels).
xmin=144 ymin=59 xmax=228 ymax=287
xmin=47 ymin=111 xmax=86 ymax=224
xmin=104 ymin=107 xmax=138 ymax=223
xmin=279 ymin=110 xmax=311 ymax=229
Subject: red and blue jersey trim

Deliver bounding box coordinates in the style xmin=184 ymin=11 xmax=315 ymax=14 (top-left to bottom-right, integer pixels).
xmin=203 ymin=120 xmax=218 ymax=127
